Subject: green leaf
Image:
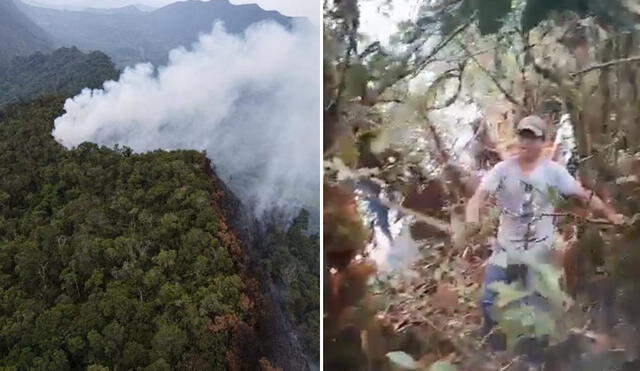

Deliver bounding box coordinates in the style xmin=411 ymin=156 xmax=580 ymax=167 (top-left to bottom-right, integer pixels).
xmin=0 ymin=190 xmax=9 ymax=204
xmin=429 ymin=361 xmax=457 ymax=371
xmin=335 ymin=135 xmax=360 ymax=167
xmin=531 ymin=263 xmax=571 ymax=311
xmin=533 ymin=311 xmax=555 ymax=337
xmin=386 ymin=351 xmax=418 ymax=370
xmin=345 ymin=63 xmax=369 ymax=99
xmin=499 ymin=305 xmax=535 ymax=350
xmin=488 ymin=281 xmax=529 ymax=307
xmin=547 ymin=185 xmax=561 ymax=207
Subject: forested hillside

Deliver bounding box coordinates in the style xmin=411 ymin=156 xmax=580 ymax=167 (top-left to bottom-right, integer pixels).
xmin=0 ymin=4 xmax=319 ymax=366
xmin=0 ymin=0 xmax=51 ymax=67
xmin=264 ymin=210 xmax=320 ymax=358
xmin=0 ymin=47 xmax=118 ymax=109
xmin=0 ymin=93 xmax=318 ymax=369
xmin=0 ymin=96 xmax=259 ymax=370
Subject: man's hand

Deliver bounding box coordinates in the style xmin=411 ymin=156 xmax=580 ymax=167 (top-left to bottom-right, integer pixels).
xmin=606 ymin=212 xmax=627 ymax=226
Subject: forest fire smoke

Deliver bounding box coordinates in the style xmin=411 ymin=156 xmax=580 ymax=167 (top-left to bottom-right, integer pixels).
xmin=53 ymin=20 xmax=320 ymax=218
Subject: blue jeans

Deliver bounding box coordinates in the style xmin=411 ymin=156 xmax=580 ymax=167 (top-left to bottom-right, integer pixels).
xmin=365 ymin=198 xmax=391 ymax=239
xmin=481 ymin=264 xmax=508 ymax=336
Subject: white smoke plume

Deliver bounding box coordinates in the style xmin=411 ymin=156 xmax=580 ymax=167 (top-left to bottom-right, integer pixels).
xmin=53 ymin=20 xmax=320 ymax=218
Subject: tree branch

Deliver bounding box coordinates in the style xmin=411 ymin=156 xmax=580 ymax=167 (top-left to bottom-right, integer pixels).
xmin=428 ymin=62 xmax=466 ymax=110
xmin=577 ymin=134 xmax=624 ymax=164
xmin=324 ymin=163 xmax=453 ymax=233
xmin=376 ymin=197 xmax=452 ymax=234
xmin=373 ymin=13 xmax=476 ymax=99
xmin=326 ymin=0 xmax=361 ymax=112
xmin=358 ymin=41 xmax=385 ymax=59
xmin=571 ymin=55 xmax=640 ymax=77
xmin=411 ymin=14 xmax=476 ymax=78
xmin=424 ymin=121 xmax=467 ymax=204
xmin=457 ymin=40 xmax=520 ymax=105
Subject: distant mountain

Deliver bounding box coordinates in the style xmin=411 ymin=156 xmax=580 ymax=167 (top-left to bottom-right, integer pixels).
xmin=131 ymin=4 xmax=156 ymax=12
xmin=18 ymin=0 xmax=302 ymax=67
xmin=0 ymin=0 xmax=51 ymax=66
xmin=22 ymin=0 xmax=157 ymax=12
xmin=83 ymin=5 xmax=146 ymax=15
xmin=81 ymin=4 xmax=156 ymax=14
xmin=0 ymin=47 xmax=119 ymax=109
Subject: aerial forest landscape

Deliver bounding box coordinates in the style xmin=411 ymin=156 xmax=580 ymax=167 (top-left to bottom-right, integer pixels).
xmin=0 ymin=0 xmax=320 ymax=370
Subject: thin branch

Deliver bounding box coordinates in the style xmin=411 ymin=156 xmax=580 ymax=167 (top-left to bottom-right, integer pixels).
xmin=542 ymin=212 xmax=633 ymax=226
xmin=457 ymin=40 xmax=520 ymax=105
xmin=421 ymin=0 xmax=464 ymax=13
xmin=325 ymin=163 xmax=453 ymax=233
xmin=424 ymin=121 xmax=467 ymax=203
xmin=499 ymin=358 xmax=523 ymax=371
xmin=376 ymin=98 xmax=404 ymax=104
xmin=577 ymin=134 xmax=624 ymax=164
xmin=615 ymin=175 xmax=638 ymax=184
xmin=377 ymin=197 xmax=452 ymax=234
xmin=373 ymin=13 xmax=476 ymax=99
xmin=571 ymin=55 xmax=640 ymax=77
xmin=358 ymin=41 xmax=385 ymax=59
xmin=431 ymin=45 xmax=518 ymax=64
xmin=428 ymin=61 xmax=467 ymax=111
xmin=411 ymin=14 xmax=476 ymax=78
xmin=326 ymin=2 xmax=361 ymax=112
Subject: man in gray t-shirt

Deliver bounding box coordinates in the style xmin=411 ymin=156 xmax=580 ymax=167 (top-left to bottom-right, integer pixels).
xmin=476 ymin=153 xmax=581 ymax=268
xmin=465 ymin=115 xmax=625 ymax=341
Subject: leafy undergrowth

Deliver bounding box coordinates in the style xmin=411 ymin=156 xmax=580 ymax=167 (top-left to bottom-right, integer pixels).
xmin=324 ymin=178 xmax=640 ymax=371
xmin=354 ymin=209 xmax=640 ymax=371
xmin=374 ymin=245 xmax=487 ymax=369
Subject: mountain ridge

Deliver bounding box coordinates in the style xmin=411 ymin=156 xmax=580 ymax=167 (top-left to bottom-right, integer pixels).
xmin=0 ymin=46 xmax=119 ymax=109
xmin=0 ymin=0 xmax=51 ymax=66
xmin=16 ymin=0 xmax=304 ymax=67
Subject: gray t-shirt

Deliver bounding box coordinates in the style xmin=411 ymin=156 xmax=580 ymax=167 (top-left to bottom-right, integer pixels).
xmin=478 ymin=157 xmax=582 ymax=267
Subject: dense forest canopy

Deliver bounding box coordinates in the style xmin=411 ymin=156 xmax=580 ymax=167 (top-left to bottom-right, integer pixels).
xmin=0 ymin=47 xmax=119 ymax=109
xmin=264 ymin=210 xmax=320 ymax=359
xmin=0 ymin=96 xmax=254 ymax=370
xmin=324 ymin=0 xmax=640 ymax=370
xmin=0 ymin=94 xmax=319 ymax=370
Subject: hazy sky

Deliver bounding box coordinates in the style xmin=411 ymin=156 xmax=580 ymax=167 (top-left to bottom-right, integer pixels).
xmin=23 ymin=0 xmax=320 ymax=24
xmin=359 ymin=0 xmax=415 ymax=46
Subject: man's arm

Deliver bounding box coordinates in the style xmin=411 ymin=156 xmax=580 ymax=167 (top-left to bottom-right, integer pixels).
xmin=554 ymin=164 xmax=625 ymax=224
xmin=574 ymin=187 xmax=624 ymax=224
xmin=466 ymin=164 xmax=503 ymax=224
xmin=466 ymin=188 xmax=489 ymax=224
